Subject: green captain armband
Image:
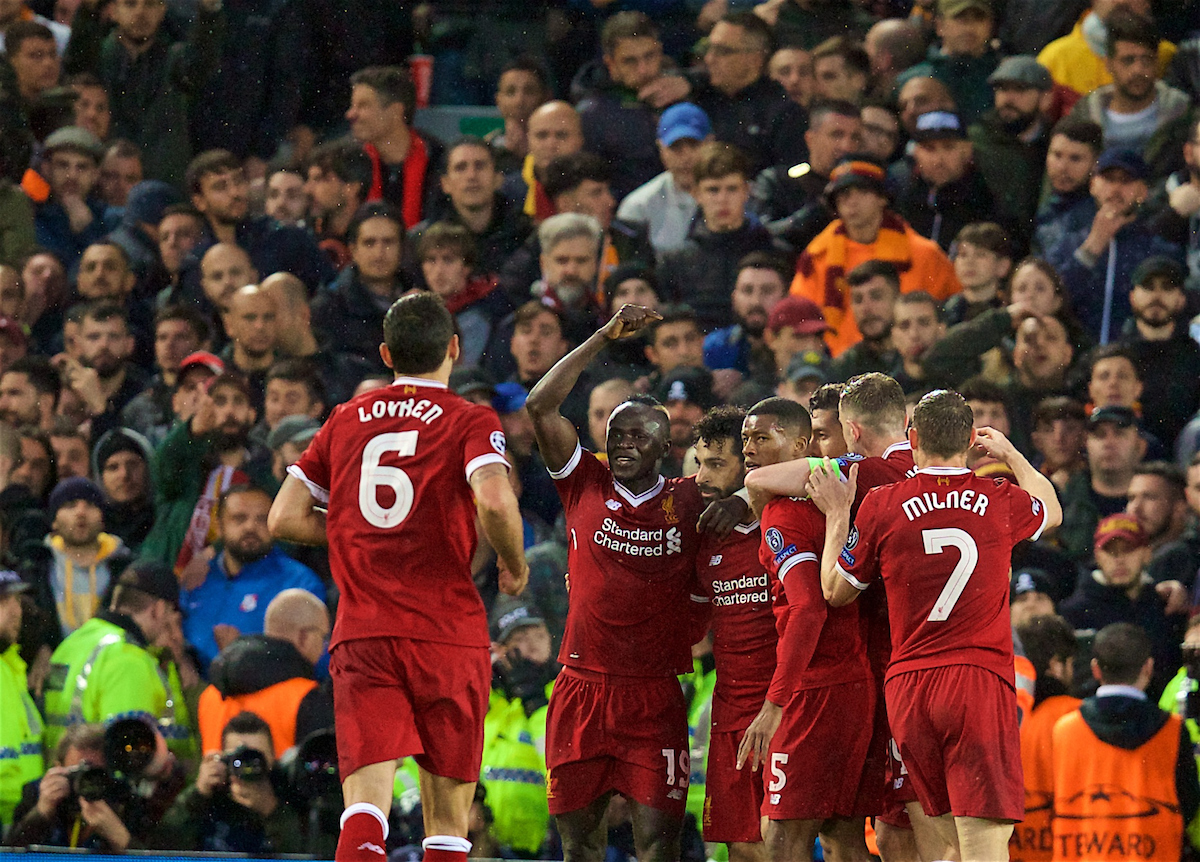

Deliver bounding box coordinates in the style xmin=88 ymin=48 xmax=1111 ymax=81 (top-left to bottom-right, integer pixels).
xmin=804 ymin=457 xmax=844 ymax=479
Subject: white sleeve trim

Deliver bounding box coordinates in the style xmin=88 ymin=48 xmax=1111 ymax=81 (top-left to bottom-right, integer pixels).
xmin=777 ymin=551 xmax=818 ymax=582
xmin=835 ymin=562 xmax=870 ymax=591
xmin=690 ymin=594 xmax=710 ymax=603
xmin=1028 ymin=497 xmax=1051 ymax=542
xmin=287 ymin=465 xmax=329 ymax=504
xmin=465 ymin=453 xmax=510 ymax=482
xmin=548 ymin=442 xmax=583 ymax=480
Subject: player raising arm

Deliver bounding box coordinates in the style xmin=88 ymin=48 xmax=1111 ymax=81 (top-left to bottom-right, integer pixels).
xmin=807 ymin=390 xmax=1061 ymax=862
xmin=269 ymin=293 xmax=527 ymax=862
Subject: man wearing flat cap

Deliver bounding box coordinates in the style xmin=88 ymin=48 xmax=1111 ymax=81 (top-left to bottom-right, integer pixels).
xmin=35 ymin=126 xmax=116 ymax=274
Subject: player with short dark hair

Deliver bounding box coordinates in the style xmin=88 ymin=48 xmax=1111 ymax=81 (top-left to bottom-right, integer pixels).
xmin=268 ymin=292 xmax=528 ymax=862
xmin=809 ymin=389 xmax=1063 ymax=862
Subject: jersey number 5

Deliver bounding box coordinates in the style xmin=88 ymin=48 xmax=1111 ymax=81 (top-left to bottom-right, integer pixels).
xmin=922 ymin=528 xmax=979 ymax=621
xmin=359 ymin=431 xmax=419 ymax=528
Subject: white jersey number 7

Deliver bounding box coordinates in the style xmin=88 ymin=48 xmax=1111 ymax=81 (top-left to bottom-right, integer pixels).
xmin=922 ymin=528 xmax=979 ymax=621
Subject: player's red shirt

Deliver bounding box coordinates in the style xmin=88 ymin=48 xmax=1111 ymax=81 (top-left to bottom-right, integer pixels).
xmin=760 ymin=495 xmax=870 ymax=704
xmin=697 ymin=523 xmax=776 ymax=731
xmin=289 ymin=377 xmax=508 ymax=649
xmin=552 ymin=443 xmax=705 ymax=678
xmin=836 ymin=467 xmax=1049 ymax=685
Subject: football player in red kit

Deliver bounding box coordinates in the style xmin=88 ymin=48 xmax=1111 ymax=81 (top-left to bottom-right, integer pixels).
xmin=809 ymin=390 xmax=1062 ymax=862
xmin=692 ymin=406 xmax=775 ymax=862
xmin=269 ymin=293 xmax=529 ymax=862
xmin=525 ymin=304 xmax=745 ymax=862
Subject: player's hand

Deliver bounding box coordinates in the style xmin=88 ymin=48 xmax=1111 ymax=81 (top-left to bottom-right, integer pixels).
xmin=1156 ymin=580 xmax=1190 ymax=615
xmin=736 ymin=700 xmax=782 ymax=771
xmin=971 ymin=427 xmax=1018 ymax=464
xmin=498 ymin=560 xmax=529 ymax=597
xmin=806 ymin=459 xmax=856 ymax=515
xmin=602 ymin=304 xmax=663 ymax=341
xmin=698 ymin=495 xmax=748 ymax=538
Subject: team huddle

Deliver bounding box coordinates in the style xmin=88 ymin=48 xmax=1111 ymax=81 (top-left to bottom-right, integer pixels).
xmin=267 ymin=297 xmax=1061 ymax=862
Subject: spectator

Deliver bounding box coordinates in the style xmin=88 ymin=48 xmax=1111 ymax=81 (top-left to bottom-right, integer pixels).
xmin=262 ymin=168 xmax=307 ymax=228
xmin=0 ymin=0 xmax=68 ymax=52
xmin=508 ymin=100 xmax=584 ymax=223
xmin=969 ymin=57 xmax=1055 ymax=238
xmin=704 ymin=251 xmax=788 ymax=383
xmin=888 ymin=290 xmax=945 ymax=393
xmin=893 ymin=0 xmax=1002 ymax=123
xmin=219 ymin=284 xmax=278 ymax=411
xmin=595 ymin=265 xmax=660 ymax=379
xmin=107 ymin=180 xmax=182 ymax=292
xmin=181 ymin=484 xmax=324 ymax=671
xmin=863 ymin=18 xmax=926 ymax=100
xmin=810 ymin=36 xmax=870 ymax=104
xmin=944 ymin=222 xmax=1013 ymax=326
xmin=10 ymin=426 xmax=55 ymax=503
xmin=777 ymin=350 xmax=829 ymax=409
xmin=760 ymin=295 xmax=827 ymax=381
xmin=7 ymin=20 xmax=61 ymax=106
xmin=1125 ymin=461 xmax=1198 ymax=589
xmin=346 ymin=66 xmax=443 ymax=229
xmin=58 ymin=302 xmax=147 ymax=441
xmin=1084 ymin=344 xmax=1168 ymax=461
xmin=0 ymin=355 xmax=59 ymax=430
xmin=197 ymin=588 xmax=330 ymax=758
xmin=156 ymin=710 xmax=305 ymax=853
xmin=312 ymin=203 xmax=406 ymax=373
xmin=894 ymin=110 xmax=1008 ymax=252
xmin=416 ymin=224 xmax=511 ymax=369
xmin=1003 ymin=315 xmax=1077 ymax=453
xmin=1009 ymin=568 xmax=1058 ymax=628
xmin=657 ymin=142 xmax=773 ymax=330
xmin=97 ymin=140 xmax=143 ymax=209
xmin=1038 ymin=0 xmax=1176 ymax=100
xmin=488 ymin=57 xmax=552 ymax=173
xmin=672 ymin=11 xmax=809 ymax=174
xmin=1058 ymin=406 xmax=1148 ymax=561
xmin=615 ymin=102 xmax=710 ymax=257
xmin=0 ymin=310 xmax=25 ymax=378
xmin=62 ymin=0 xmax=223 ymax=187
xmin=120 ymin=307 xmax=209 ymax=447
xmin=653 ymin=365 xmax=716 ymax=477
xmin=258 ymin=360 xmax=325 ymax=446
xmin=507 ymin=302 xmax=575 ymax=416
xmin=828 ymin=259 xmax=900 ymax=382
xmin=93 ymin=427 xmax=154 ymax=551
xmin=1049 ymin=623 xmax=1199 ymax=856
xmin=64 ymin=72 xmax=110 ymax=140
xmin=408 ymin=137 xmax=531 ymax=280
xmin=1009 ymin=614 xmax=1080 ymax=860
xmin=142 ymin=372 xmax=271 ymax=573
xmin=1031 ymin=396 xmax=1089 ymax=492
xmin=1034 ymin=117 xmax=1104 ymax=256
xmin=751 ymin=99 xmax=861 ymax=254
xmin=35 ymin=127 xmax=115 ymax=275
xmin=1066 ymin=11 xmax=1189 ymax=155
xmin=0 ymin=569 xmax=41 ymax=827
xmin=896 ymin=74 xmax=958 ymax=141
xmin=574 ymin=12 xmax=667 ymax=199
xmin=49 ymin=421 xmax=91 ymax=480
xmin=304 ymin=141 xmax=371 ymax=271
xmin=768 ymin=0 xmax=875 ymax=51
xmin=42 ymin=560 xmax=194 ymax=758
xmin=266 ymin=415 xmax=319 ymax=486
xmin=586 ymin=377 xmax=635 ymax=456
xmin=1149 ymin=116 xmax=1200 ymax=287
xmin=184 ymin=151 xmax=332 ymax=294
xmin=644 ymin=304 xmax=705 ymax=381
xmin=792 ymin=157 xmax=960 ymax=357
xmin=1046 ymin=148 xmax=1182 ymax=345
xmin=154 ymin=204 xmax=205 ymax=300
xmin=768 ymin=46 xmax=814 ymax=107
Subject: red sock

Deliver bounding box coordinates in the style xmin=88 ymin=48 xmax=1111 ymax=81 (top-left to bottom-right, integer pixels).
xmin=422 ymin=835 xmax=471 ymax=862
xmin=336 ymin=805 xmax=388 ymax=862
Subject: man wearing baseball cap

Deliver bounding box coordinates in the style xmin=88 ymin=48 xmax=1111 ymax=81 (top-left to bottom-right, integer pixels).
xmin=762 ymin=296 xmax=828 ymax=381
xmin=0 ymin=570 xmax=43 ymax=827
xmin=617 ymin=102 xmax=712 ymax=257
xmin=791 ymin=156 xmax=960 ymax=357
xmin=43 ymin=560 xmax=197 ymax=761
xmin=1060 ymin=514 xmax=1186 ymax=698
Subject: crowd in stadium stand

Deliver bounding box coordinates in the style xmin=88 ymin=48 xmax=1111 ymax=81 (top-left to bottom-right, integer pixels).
xmin=4 ymin=0 xmax=1200 ymax=856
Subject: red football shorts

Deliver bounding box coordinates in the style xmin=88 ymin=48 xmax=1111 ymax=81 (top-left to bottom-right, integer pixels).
xmin=762 ymin=679 xmax=875 ymax=821
xmin=703 ymin=730 xmax=765 ymax=844
xmin=544 ymin=667 xmax=689 ymax=817
xmin=330 ymin=636 xmax=490 ymax=781
xmin=885 ymin=665 xmax=1024 ymax=820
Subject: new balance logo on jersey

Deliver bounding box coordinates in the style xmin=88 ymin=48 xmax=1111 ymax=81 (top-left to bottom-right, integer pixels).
xmin=605 ymin=500 xmax=621 ymax=511
xmin=709 ymin=555 xmax=723 ymax=566
xmin=357 ymin=843 xmax=385 ymax=856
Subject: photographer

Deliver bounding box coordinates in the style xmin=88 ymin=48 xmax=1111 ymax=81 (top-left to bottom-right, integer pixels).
xmin=153 ymin=711 xmax=304 ymax=853
xmin=6 ymin=720 xmax=185 ymax=850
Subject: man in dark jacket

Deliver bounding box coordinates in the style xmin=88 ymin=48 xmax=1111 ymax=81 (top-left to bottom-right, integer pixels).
xmin=93 ymin=428 xmax=156 ymax=552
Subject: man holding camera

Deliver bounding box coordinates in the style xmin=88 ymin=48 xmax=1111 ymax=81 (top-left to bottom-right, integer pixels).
xmin=0 ymin=570 xmax=43 ymax=828
xmin=155 ymin=711 xmax=305 ymax=853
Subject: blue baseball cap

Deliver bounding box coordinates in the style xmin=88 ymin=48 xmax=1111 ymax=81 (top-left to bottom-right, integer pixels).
xmin=1096 ymin=148 xmax=1150 ymax=183
xmin=657 ymin=103 xmax=712 ymax=146
xmin=492 ymin=382 xmax=528 ymax=415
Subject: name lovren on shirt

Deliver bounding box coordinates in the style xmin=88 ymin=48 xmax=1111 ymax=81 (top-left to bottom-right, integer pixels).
xmin=356 ymin=398 xmax=445 ymax=424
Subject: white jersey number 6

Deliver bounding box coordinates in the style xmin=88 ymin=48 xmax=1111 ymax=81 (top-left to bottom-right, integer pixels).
xmin=359 ymin=431 xmax=419 ymax=528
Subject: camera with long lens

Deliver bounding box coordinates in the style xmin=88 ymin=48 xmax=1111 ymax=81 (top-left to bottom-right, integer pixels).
xmin=66 ymin=716 xmax=158 ymax=803
xmin=284 ymin=730 xmax=341 ymax=856
xmin=222 ymin=745 xmax=270 ymax=782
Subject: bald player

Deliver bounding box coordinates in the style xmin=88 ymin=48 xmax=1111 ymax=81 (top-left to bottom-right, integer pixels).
xmin=522 ymin=101 xmax=584 ymax=221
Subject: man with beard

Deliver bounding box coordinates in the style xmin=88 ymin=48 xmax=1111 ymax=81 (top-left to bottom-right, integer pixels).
xmin=54 ymin=303 xmax=147 ymax=442
xmin=180 ymin=485 xmax=323 ymax=672
xmin=969 ymin=57 xmax=1055 ymax=240
xmin=219 ymin=285 xmax=278 ymax=413
xmin=93 ymin=428 xmax=156 ymax=552
xmin=829 ymin=261 xmax=900 ymax=382
xmin=143 ymin=373 xmax=273 ymax=576
xmin=0 ymin=356 xmax=60 ymax=430
xmin=704 ymin=253 xmax=789 ymax=385
xmin=34 ymin=128 xmax=115 ymax=274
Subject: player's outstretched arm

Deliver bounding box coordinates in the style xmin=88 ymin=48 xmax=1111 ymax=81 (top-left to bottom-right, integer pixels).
xmin=973 ymin=427 xmax=1063 ymax=530
xmin=806 ymin=460 xmax=861 ymax=607
xmin=743 ymin=459 xmax=813 ymax=516
xmin=268 ymin=475 xmax=328 ymax=546
xmin=526 ymin=304 xmax=662 ymax=472
xmin=471 ymin=462 xmax=529 ymax=596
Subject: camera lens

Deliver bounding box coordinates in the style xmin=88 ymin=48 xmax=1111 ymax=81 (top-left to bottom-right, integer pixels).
xmin=104 ymin=717 xmax=157 ymax=778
